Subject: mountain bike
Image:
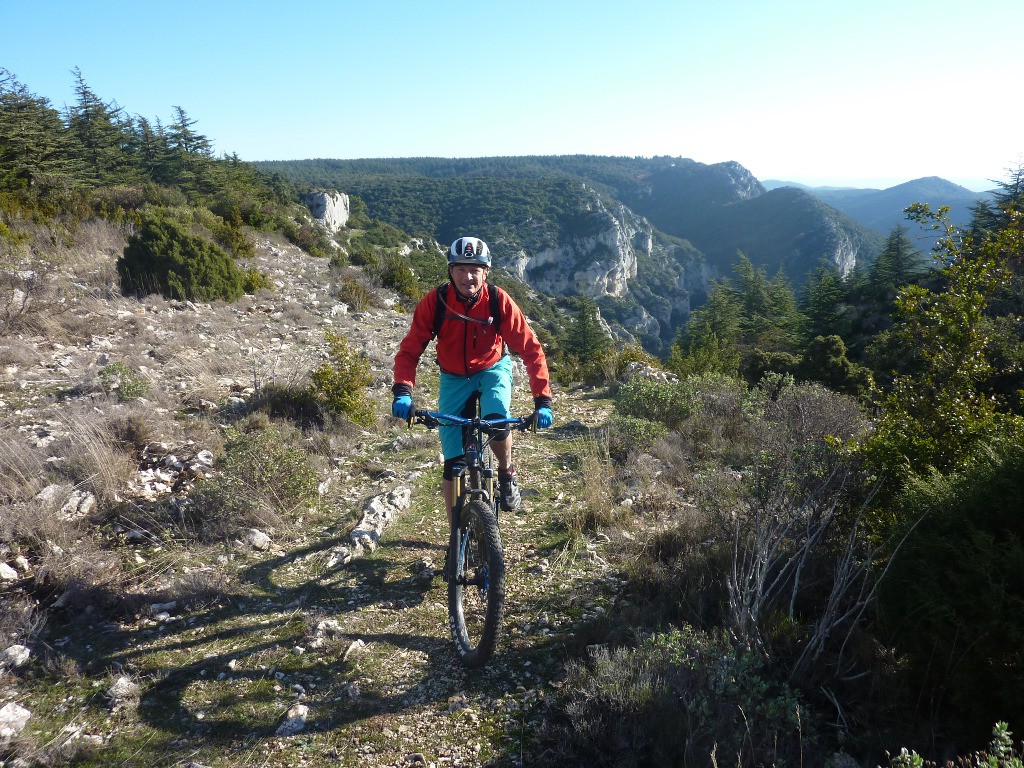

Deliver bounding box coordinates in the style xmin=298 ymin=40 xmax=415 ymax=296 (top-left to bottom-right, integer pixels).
xmin=412 ymin=408 xmax=534 ymax=667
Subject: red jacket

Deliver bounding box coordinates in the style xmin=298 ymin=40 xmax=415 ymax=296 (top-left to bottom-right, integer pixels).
xmin=393 ymin=283 xmax=552 ymax=401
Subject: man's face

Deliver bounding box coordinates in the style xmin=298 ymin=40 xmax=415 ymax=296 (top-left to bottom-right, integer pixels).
xmin=450 ymin=264 xmax=487 ymax=298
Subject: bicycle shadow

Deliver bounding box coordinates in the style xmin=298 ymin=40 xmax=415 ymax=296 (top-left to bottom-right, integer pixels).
xmin=59 ymin=527 xmax=502 ymax=748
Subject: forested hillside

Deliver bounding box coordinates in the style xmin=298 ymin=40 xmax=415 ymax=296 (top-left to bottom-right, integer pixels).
xmin=4 ymin=67 xmax=1024 ymax=767
xmin=259 ymin=154 xmax=885 ymax=290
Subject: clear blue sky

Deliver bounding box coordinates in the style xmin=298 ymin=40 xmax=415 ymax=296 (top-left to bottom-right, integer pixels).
xmin=5 ymin=0 xmax=1021 ymax=191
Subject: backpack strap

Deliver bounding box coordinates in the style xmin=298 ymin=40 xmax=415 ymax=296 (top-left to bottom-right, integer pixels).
xmin=432 ymin=282 xmax=503 ymax=339
xmin=431 ymin=283 xmax=448 ymax=340
xmin=489 ymin=284 xmax=503 ymax=335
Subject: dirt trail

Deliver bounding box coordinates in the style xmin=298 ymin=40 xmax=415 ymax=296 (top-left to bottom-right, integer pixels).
xmin=72 ymin=398 xmax=617 ymax=768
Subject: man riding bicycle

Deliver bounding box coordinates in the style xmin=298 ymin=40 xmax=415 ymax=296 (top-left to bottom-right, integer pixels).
xmin=391 ymin=236 xmax=554 ymax=519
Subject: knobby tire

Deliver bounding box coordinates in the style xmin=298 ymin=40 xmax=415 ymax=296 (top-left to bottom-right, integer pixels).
xmin=447 ymin=499 xmax=505 ymax=667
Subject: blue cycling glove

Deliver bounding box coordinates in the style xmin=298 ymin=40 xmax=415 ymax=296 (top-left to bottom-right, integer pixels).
xmin=534 ymin=406 xmax=553 ymax=429
xmin=392 ymin=395 xmax=413 ymax=420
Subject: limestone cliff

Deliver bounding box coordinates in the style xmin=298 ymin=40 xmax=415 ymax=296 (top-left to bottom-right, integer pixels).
xmin=302 ymin=190 xmax=350 ymax=232
xmin=509 ymin=191 xmax=652 ymax=299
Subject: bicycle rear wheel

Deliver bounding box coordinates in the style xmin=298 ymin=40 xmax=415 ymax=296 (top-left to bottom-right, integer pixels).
xmin=447 ymin=499 xmax=505 ymax=667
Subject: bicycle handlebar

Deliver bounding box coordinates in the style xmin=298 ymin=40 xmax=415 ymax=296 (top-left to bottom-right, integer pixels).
xmin=412 ymin=409 xmax=537 ymax=432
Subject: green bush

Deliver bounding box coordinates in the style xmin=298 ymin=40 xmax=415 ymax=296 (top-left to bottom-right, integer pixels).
xmin=359 ymin=219 xmax=407 ymax=247
xmin=877 ymin=436 xmax=1024 ymax=742
xmin=98 ymin=361 xmax=150 ymax=401
xmin=369 ymin=251 xmax=420 ymax=301
xmin=241 ymin=266 xmax=271 ymax=294
xmin=187 ymin=426 xmax=319 ymax=538
xmin=615 ymin=375 xmax=692 ymax=428
xmin=210 ymin=205 xmax=255 ymax=258
xmin=288 ymin=221 xmax=332 ymax=258
xmin=247 ymin=382 xmax=326 ymax=430
xmin=542 ymin=626 xmax=816 ymax=767
xmin=606 ymin=414 xmax=667 ymax=461
xmin=889 ymin=722 xmax=1023 ymax=767
xmin=796 ymin=334 xmax=873 ymax=397
xmin=740 ymin=347 xmax=799 ymax=385
xmin=308 ymin=331 xmax=374 ymax=426
xmin=117 ymin=212 xmax=247 ymax=301
xmin=337 ymin=276 xmax=374 ymax=312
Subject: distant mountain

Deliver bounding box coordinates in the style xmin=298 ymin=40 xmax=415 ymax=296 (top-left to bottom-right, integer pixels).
xmin=616 ymin=165 xmax=883 ymax=287
xmin=764 ymin=177 xmax=988 ymax=234
xmin=258 ymin=155 xmax=885 ymax=350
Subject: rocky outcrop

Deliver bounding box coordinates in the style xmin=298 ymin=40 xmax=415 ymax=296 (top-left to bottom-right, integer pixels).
xmin=512 ymin=192 xmax=652 ymax=299
xmin=821 ymin=219 xmax=859 ymax=276
xmin=302 ymin=190 xmax=350 ymax=232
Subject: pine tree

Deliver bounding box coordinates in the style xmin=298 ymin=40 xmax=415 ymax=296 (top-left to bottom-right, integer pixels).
xmin=166 ymin=106 xmax=214 ymax=194
xmin=868 ymin=226 xmax=927 ymax=306
xmin=801 ymin=264 xmax=850 ymax=341
xmin=131 ymin=116 xmax=174 ymax=185
xmin=0 ymin=69 xmax=80 ymax=193
xmin=65 ymin=68 xmax=133 ymax=186
xmin=669 ymin=281 xmax=743 ymax=376
xmin=564 ymin=296 xmax=611 ymax=361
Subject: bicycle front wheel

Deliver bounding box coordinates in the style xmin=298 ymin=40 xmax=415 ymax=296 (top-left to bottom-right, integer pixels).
xmin=447 ymin=499 xmax=505 ymax=667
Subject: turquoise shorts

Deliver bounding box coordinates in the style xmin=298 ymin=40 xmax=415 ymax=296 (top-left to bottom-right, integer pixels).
xmin=437 ymin=355 xmax=513 ymax=460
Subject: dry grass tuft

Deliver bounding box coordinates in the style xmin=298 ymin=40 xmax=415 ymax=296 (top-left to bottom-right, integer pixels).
xmin=0 ymin=433 xmax=47 ymax=503
xmin=560 ymin=432 xmax=624 ymax=540
xmin=50 ymin=413 xmax=137 ymax=505
xmin=0 ymin=594 xmax=44 ymax=647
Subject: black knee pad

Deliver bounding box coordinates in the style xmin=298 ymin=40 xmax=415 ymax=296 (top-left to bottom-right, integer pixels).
xmin=443 ymin=455 xmax=466 ymax=481
xmin=484 ymin=412 xmax=510 ymax=441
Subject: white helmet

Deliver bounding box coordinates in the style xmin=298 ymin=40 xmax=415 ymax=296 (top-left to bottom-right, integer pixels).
xmin=448 ymin=237 xmax=491 ymax=268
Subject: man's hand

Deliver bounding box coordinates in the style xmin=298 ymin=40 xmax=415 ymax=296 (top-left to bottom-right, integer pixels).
xmin=534 ymin=406 xmax=553 ymax=429
xmin=392 ymin=395 xmax=413 ymax=420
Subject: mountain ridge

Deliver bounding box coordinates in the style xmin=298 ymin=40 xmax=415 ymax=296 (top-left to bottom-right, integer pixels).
xmin=259 ymin=155 xmax=886 ymax=349
xmin=764 ymin=176 xmax=989 ymax=233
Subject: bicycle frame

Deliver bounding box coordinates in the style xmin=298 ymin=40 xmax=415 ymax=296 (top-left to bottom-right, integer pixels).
xmin=413 ymin=410 xmax=533 ymax=511
xmin=412 ymin=409 xmax=533 ymax=666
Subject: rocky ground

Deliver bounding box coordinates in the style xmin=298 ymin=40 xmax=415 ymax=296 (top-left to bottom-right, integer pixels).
xmin=0 ymin=231 xmax=620 ymax=767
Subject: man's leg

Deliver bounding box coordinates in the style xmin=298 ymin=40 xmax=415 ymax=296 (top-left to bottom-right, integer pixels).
xmin=479 ymin=357 xmax=519 ymax=511
xmin=443 ymin=479 xmax=454 ymax=527
xmin=439 ymin=372 xmax=472 ymax=526
xmin=491 ymin=432 xmax=513 ymax=472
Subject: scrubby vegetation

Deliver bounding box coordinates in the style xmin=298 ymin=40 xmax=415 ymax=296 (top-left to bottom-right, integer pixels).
xmin=532 ymin=182 xmax=1024 ymax=765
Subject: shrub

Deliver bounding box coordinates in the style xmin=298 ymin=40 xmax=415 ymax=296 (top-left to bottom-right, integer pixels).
xmin=797 ymin=334 xmax=873 ymax=397
xmin=187 ymin=426 xmax=319 ymax=538
xmin=308 ymin=330 xmax=374 ymax=426
xmin=369 ymin=252 xmax=421 ymax=301
xmin=117 ymin=212 xmax=246 ymax=301
xmin=611 ymin=344 xmax=663 ymax=380
xmin=348 ymin=240 xmax=379 ymax=268
xmin=359 ymin=219 xmax=408 ymax=248
xmin=209 ymin=205 xmax=255 ymax=258
xmin=740 ymin=347 xmax=799 ymax=384
xmin=98 ymin=361 xmax=150 ymax=401
xmin=337 ymin=275 xmax=374 ymax=311
xmin=877 ymin=436 xmax=1024 ymax=742
xmin=541 ymin=626 xmax=816 ymax=767
xmin=605 ymin=414 xmax=667 ymax=462
xmin=615 ymin=375 xmax=693 ymax=428
xmin=247 ymin=382 xmax=326 ymax=430
xmin=888 ymin=722 xmax=1024 ymax=767
xmin=671 ymin=373 xmax=755 ymax=467
xmin=288 ymin=221 xmax=332 ymax=258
